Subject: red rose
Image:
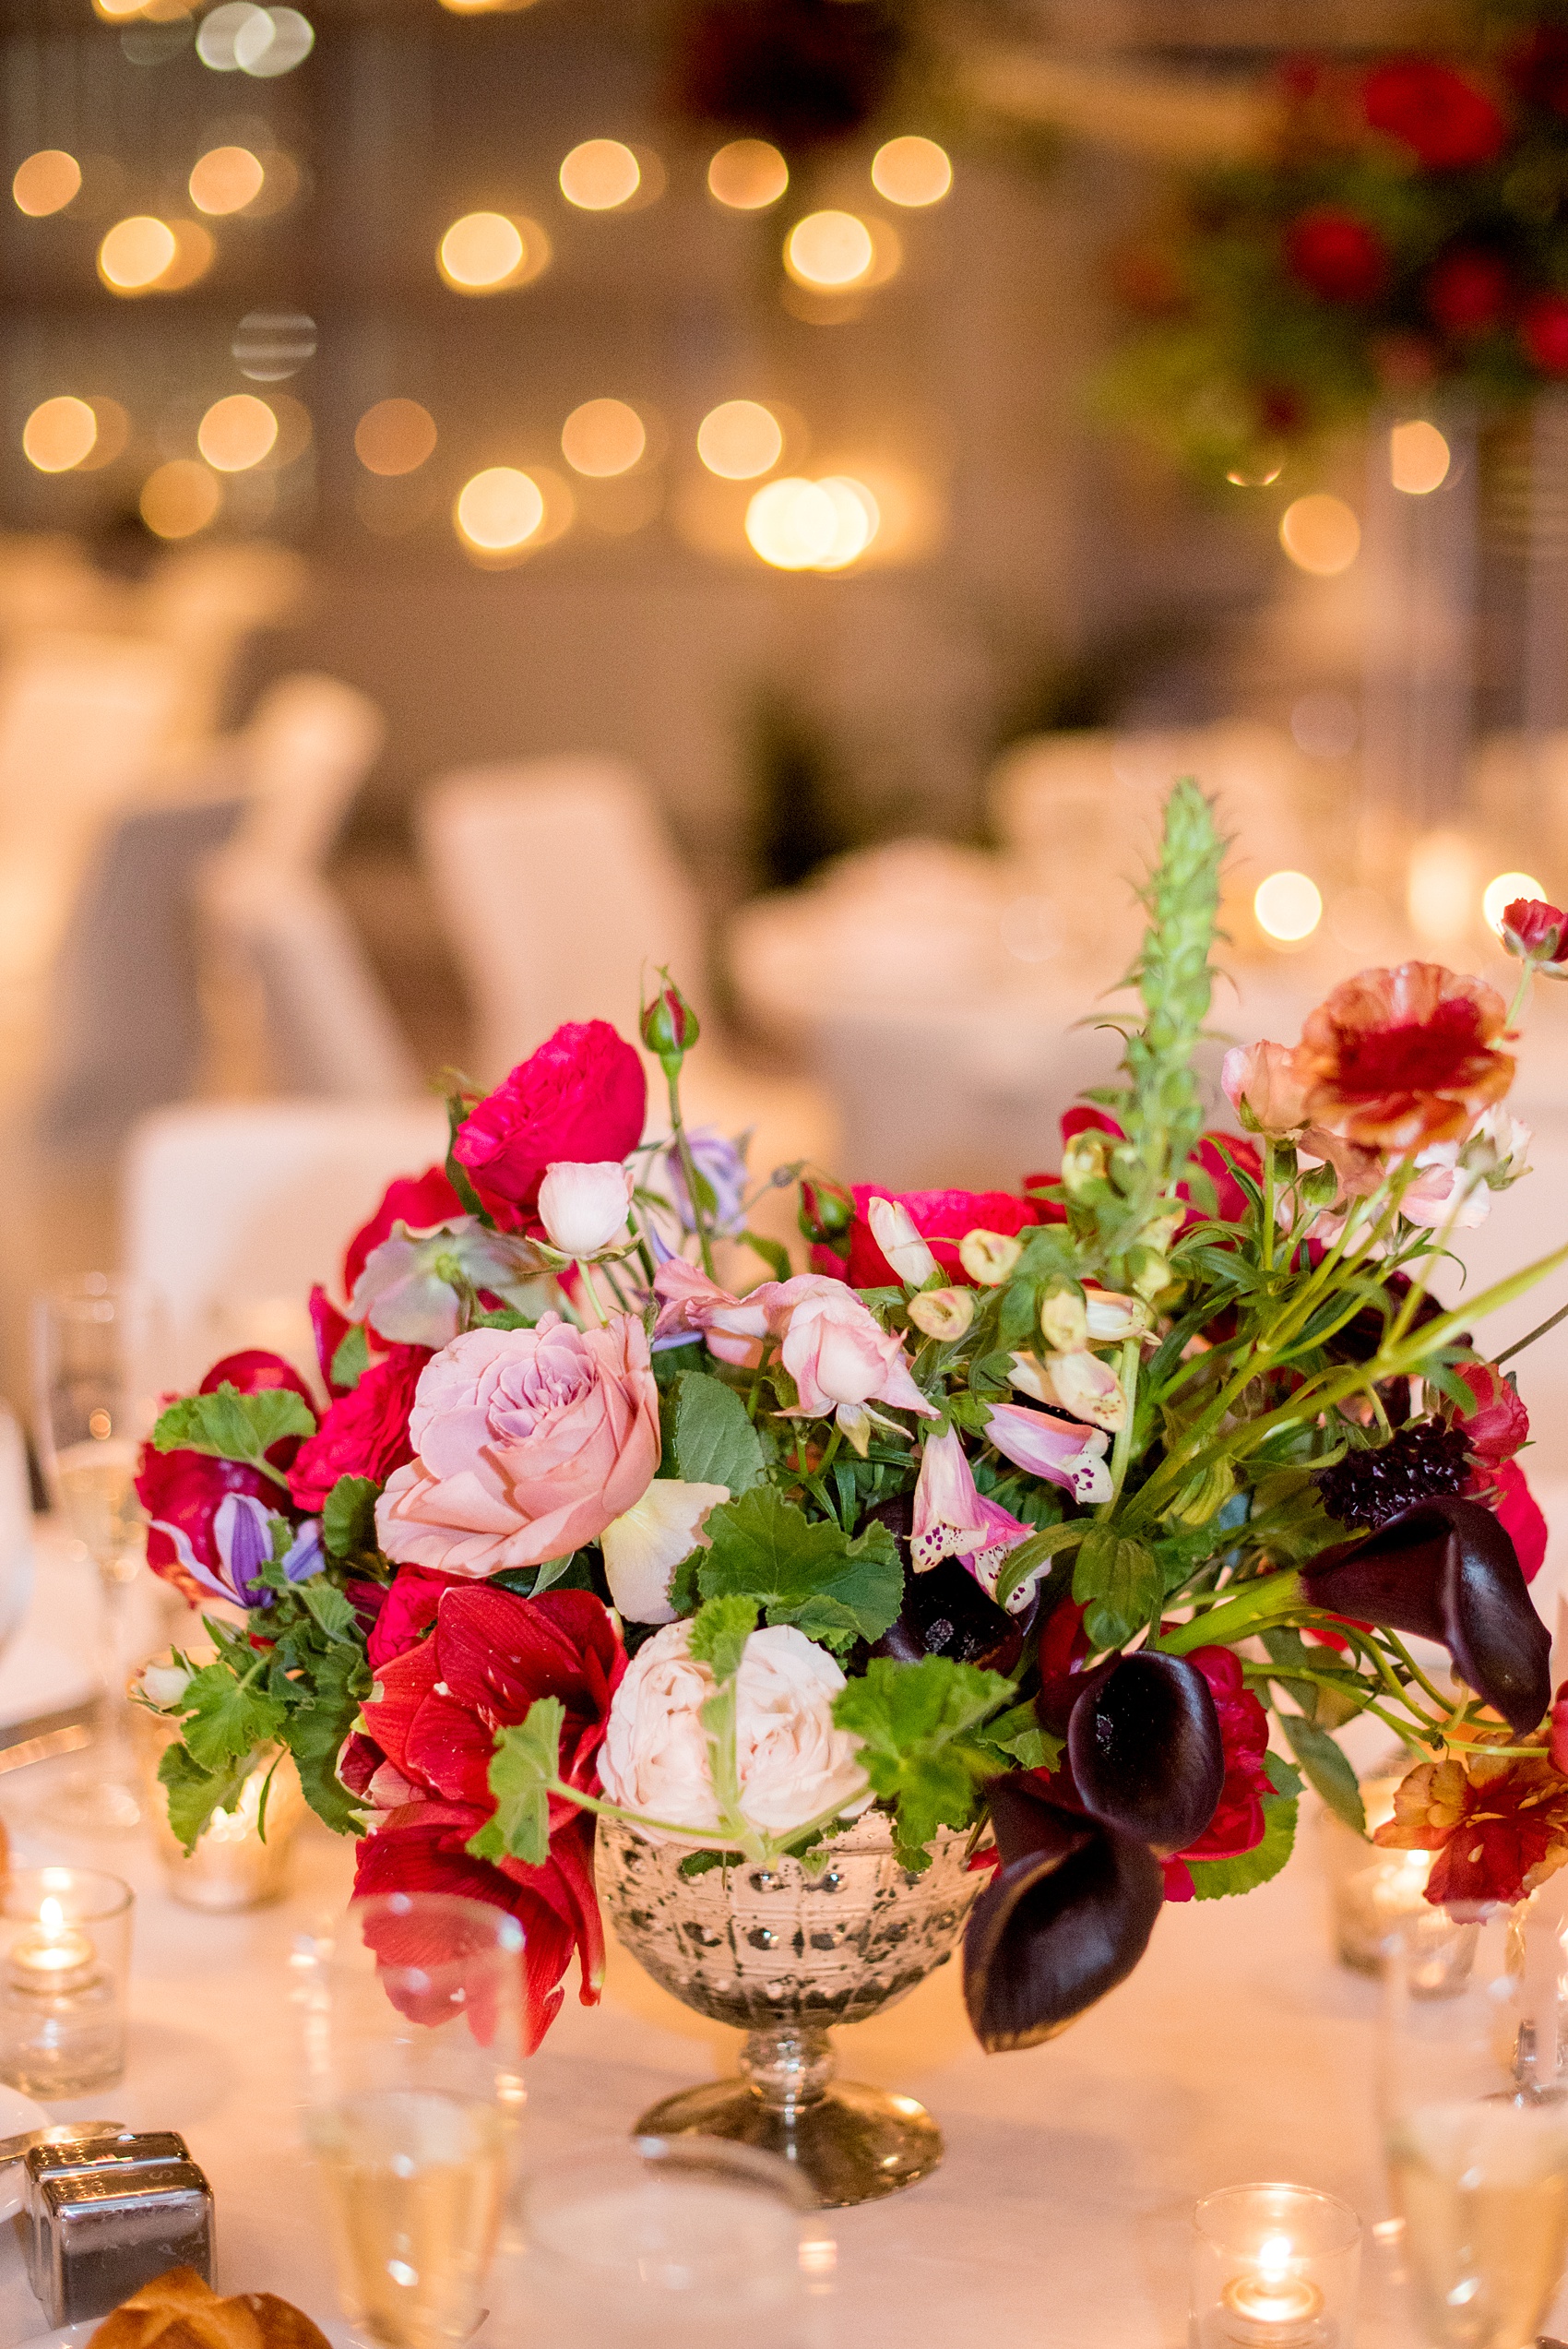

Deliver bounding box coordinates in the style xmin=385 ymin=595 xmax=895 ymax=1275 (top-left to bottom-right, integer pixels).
xmin=1525 ymin=294 xmax=1568 ymax=374
xmin=837 ymin=1186 xmax=1047 ymax=1288
xmin=353 ymin=1585 xmax=626 ymax=2049
xmin=452 ymin=1021 xmax=647 ymax=1233
xmin=137 ymin=1350 xmax=316 ymax=1604
xmin=1454 ymin=1361 xmax=1529 ymax=1481
xmin=1284 ymin=207 xmax=1388 ymax=303
xmin=1493 ymin=1459 xmax=1548 ymax=1583
xmin=287 ymin=1343 xmax=431 ymax=1513
xmin=1426 ymin=247 xmax=1510 ymax=336
xmin=343 ymin=1165 xmax=465 ymax=1298
xmin=1363 ymin=59 xmax=1508 ymax=168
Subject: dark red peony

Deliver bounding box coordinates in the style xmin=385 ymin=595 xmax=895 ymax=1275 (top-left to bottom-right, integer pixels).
xmin=1160 ymin=1646 xmax=1273 ymax=1901
xmin=834 ymin=1186 xmax=1048 ymax=1287
xmin=137 ymin=1350 xmax=315 ymax=1604
xmin=343 ymin=1165 xmax=465 ymax=1298
xmin=353 ymin=1584 xmax=626 ymax=2052
xmin=1425 ymin=247 xmax=1511 ymax=337
xmin=1523 ymin=294 xmax=1568 ymax=376
xmin=1284 ymin=208 xmax=1388 ymax=303
xmin=453 ymin=1021 xmax=647 ymax=1233
xmin=1363 ymin=59 xmax=1508 ymax=168
xmin=287 ymin=1343 xmax=431 ymax=1513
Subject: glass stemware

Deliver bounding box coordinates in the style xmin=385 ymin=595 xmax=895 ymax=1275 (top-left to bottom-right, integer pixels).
xmin=30 ymin=1274 xmax=163 ymax=1833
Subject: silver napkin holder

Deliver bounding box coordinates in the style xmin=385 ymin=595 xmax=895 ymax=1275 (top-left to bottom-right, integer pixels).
xmin=23 ymin=2130 xmax=214 ymax=2325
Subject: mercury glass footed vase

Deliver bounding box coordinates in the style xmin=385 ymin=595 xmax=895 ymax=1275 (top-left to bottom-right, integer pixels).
xmin=596 ymin=1811 xmax=985 ymax=2209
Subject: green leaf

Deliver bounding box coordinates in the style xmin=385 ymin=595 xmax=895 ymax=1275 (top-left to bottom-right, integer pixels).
xmin=153 ymin=1383 xmax=315 ymax=1483
xmin=673 ymin=1373 xmax=765 ymax=1495
xmin=833 ymin=1656 xmax=1014 ymax=1867
xmin=697 ymin=1486 xmax=902 ymax=1649
xmin=329 ymin=1325 xmax=371 ymax=1391
xmin=301 ymin=1578 xmax=359 ymax=1642
xmin=995 ymin=1520 xmax=1087 ymax=1608
xmin=743 ymin=1230 xmax=792 ymax=1281
xmin=470 ymin=1698 xmax=564 ymax=1867
xmin=178 ymin=1658 xmax=287 ymax=1773
xmin=979 ymin=1699 xmax=1063 ymax=1774
xmin=687 ymin=1594 xmax=759 ymax=1682
xmin=158 ymin=1742 xmax=250 ymax=1854
xmin=677 ymin=1848 xmax=727 ymax=1878
xmin=1278 ymin=1711 xmax=1365 ymax=1831
xmin=1265 ymin=1749 xmax=1303 ymax=1801
xmin=285 ymin=1643 xmax=372 ymax=1837
xmin=1072 ymin=1527 xmax=1161 ymax=1650
xmin=322 ymin=1475 xmax=379 ymax=1561
xmin=1185 ymin=1792 xmax=1298 ymax=1901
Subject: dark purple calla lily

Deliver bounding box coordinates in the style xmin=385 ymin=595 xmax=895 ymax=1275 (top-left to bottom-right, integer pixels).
xmin=963 ymin=1773 xmax=1165 ymax=2052
xmin=1038 ymin=1651 xmax=1225 ymax=1853
xmin=1301 ymin=1496 xmax=1550 ymax=1736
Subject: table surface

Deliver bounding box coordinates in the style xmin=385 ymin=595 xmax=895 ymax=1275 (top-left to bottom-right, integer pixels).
xmin=0 ymin=1551 xmax=1552 ymax=2349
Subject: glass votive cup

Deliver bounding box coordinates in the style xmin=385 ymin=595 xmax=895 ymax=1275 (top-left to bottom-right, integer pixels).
xmin=0 ymin=1866 xmax=134 ymax=2095
xmin=152 ymin=1742 xmax=306 ymax=1913
xmin=1192 ymin=2183 xmax=1360 ymax=2349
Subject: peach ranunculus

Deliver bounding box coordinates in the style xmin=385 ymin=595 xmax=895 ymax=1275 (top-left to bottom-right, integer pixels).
xmin=375 ymin=1312 xmax=659 ymax=1578
xmin=1292 ymin=962 xmax=1515 ymax=1152
xmin=1221 ymin=1040 xmax=1312 ymax=1138
xmin=597 ymin=1618 xmax=872 ymax=1847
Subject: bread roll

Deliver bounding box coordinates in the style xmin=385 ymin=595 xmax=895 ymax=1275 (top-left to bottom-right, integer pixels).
xmin=87 ymin=2266 xmax=332 ymax=2349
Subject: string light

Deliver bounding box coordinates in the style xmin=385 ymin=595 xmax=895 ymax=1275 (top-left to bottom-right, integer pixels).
xmin=707 ymin=140 xmax=788 ymax=209
xmin=455 ymin=467 xmax=545 ymax=553
xmin=1483 ymin=871 xmax=1545 ymax=933
xmin=697 ymin=400 xmax=783 ymax=480
xmin=814 ymin=478 xmax=879 ymax=568
xmin=189 ymin=146 xmax=264 ymax=215
xmin=438 ymin=212 xmax=525 ymax=292
xmin=98 ymin=216 xmax=176 ymax=292
xmin=744 ymin=477 xmax=882 ymax=570
xmin=77 ymin=399 xmax=131 ymax=471
xmin=13 ymin=151 xmax=81 ymax=217
xmin=140 ymin=459 xmax=221 ymax=538
xmin=559 ymin=140 xmax=639 ymax=210
xmin=1390 ymin=420 xmax=1451 ymax=496
xmin=561 ymin=399 xmax=645 ymax=477
xmin=1253 ymin=871 xmax=1323 ymax=943
xmin=784 ymin=211 xmax=874 ymax=289
xmin=22 ymin=398 xmax=98 ymax=474
xmin=871 ymin=137 xmax=952 ymax=207
xmin=197 ymin=393 xmax=278 ymax=471
xmin=356 ymin=399 xmax=437 ymax=476
xmin=1279 ymin=494 xmax=1360 ymax=575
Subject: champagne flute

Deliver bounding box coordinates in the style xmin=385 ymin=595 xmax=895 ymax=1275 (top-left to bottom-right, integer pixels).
xmin=30 ymin=1273 xmax=162 ymax=1833
xmin=1382 ymin=1891 xmax=1568 ymax=2349
xmin=297 ymin=1892 xmax=526 ymax=2349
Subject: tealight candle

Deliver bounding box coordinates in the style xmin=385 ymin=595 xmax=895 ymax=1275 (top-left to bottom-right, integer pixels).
xmin=8 ymin=1900 xmax=101 ymax=1995
xmin=0 ymin=1868 xmax=133 ymax=2097
xmin=1193 ymin=2186 xmax=1360 ymax=2349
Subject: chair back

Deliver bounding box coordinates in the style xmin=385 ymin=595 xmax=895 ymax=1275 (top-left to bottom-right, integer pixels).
xmin=235 ymin=674 xmax=386 ymax=870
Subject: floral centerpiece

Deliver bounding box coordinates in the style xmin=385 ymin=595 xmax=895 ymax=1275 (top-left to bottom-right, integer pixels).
xmin=138 ymin=783 xmax=1568 ymax=2062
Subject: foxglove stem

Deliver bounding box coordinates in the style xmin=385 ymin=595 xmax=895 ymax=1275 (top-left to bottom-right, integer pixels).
xmin=666 ymin=1067 xmax=717 ymax=1279
xmin=1099 ymin=1338 xmax=1142 ymax=1515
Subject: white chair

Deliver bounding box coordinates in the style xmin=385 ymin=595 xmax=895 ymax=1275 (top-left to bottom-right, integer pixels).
xmin=419 ymin=759 xmax=840 ymax=1258
xmin=122 ymin=1098 xmax=451 ymax=1389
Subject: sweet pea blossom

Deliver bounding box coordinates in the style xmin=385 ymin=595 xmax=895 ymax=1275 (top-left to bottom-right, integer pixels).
xmin=985 ymin=1401 xmax=1111 ymax=1504
xmin=1007 ymin=1348 xmax=1127 ymax=1432
xmin=778 ymin=1282 xmax=938 ymax=1453
xmin=911 ymin=1430 xmax=1029 ymax=1589
xmin=350 ymin=1221 xmax=543 ymax=1348
xmin=1221 ymin=1040 xmax=1311 ymax=1138
xmin=1400 ymin=1145 xmax=1491 ymax=1231
xmin=538 ymin=1161 xmax=636 ymax=1257
xmin=600 ymin=1478 xmax=731 ymax=1624
xmin=867 ymin=1196 xmax=939 ymax=1287
xmin=150 ymin=1490 xmax=322 ymax=1610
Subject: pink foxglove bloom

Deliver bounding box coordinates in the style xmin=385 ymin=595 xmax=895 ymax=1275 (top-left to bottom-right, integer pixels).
xmin=1007 ymin=1348 xmax=1127 ymax=1432
xmin=911 ymin=1429 xmax=1029 ymax=1589
xmin=778 ymin=1282 xmax=938 ymax=1452
xmin=1221 ymin=1040 xmax=1312 ymax=1138
xmin=986 ymin=1401 xmax=1111 ymax=1505
xmin=958 ymin=1228 xmax=1023 ymax=1285
xmin=1083 ymin=1289 xmax=1149 ymax=1342
xmin=600 ymin=1478 xmax=731 ymax=1624
xmin=538 ymin=1160 xmax=636 ymax=1256
xmin=866 ymin=1195 xmax=939 ymax=1286
xmin=907 ymin=1286 xmax=975 ymax=1341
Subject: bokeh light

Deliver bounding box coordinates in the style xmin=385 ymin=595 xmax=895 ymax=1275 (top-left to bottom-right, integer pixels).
xmin=22 ymin=398 xmax=99 ymax=474
xmin=745 ymin=478 xmax=839 ymax=568
xmin=1253 ymin=870 xmax=1323 ymax=943
xmin=356 ymin=399 xmax=437 ymax=477
xmin=1484 ymin=871 xmax=1546 ymax=934
xmin=438 ymin=211 xmax=525 ymax=292
xmin=696 ymin=399 xmax=783 ymax=481
xmin=13 ymin=151 xmax=81 ymax=218
xmin=189 ymin=145 xmax=264 ymax=215
xmin=236 ymin=6 xmax=314 ymax=75
xmin=197 ymin=392 xmax=278 ymax=471
xmin=813 ymin=477 xmax=879 ymax=568
xmin=1279 ymin=494 xmax=1360 ymax=576
xmin=707 ymin=139 xmax=788 ymax=210
xmin=871 ymin=136 xmax=952 ymax=207
xmin=1390 ymin=419 xmax=1451 ymax=496
xmin=98 ymin=215 xmax=176 ymax=291
xmin=77 ymin=399 xmax=131 ymax=471
xmin=559 ymin=140 xmax=639 ymax=211
xmin=784 ymin=211 xmax=874 ymax=289
xmin=561 ymin=399 xmax=645 ymax=477
xmin=456 ymin=466 xmax=545 ymax=552
xmin=158 ymin=221 xmax=216 ymax=292
xmin=140 ymin=459 xmax=221 ymax=538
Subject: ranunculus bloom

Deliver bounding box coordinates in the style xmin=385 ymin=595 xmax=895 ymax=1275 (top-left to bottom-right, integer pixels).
xmin=1375 ymin=1747 xmax=1568 ymax=1906
xmin=344 ymin=1165 xmax=465 ymax=1298
xmin=910 ymin=1429 xmax=1029 ymax=1591
xmin=1363 ymin=59 xmax=1508 ymax=168
xmin=778 ymin=1280 xmax=937 ymax=1450
xmin=453 ymin=1021 xmax=647 ymax=1231
xmin=1425 ymin=247 xmax=1511 ymax=338
xmin=376 ymin=1314 xmax=659 ymax=1577
xmin=1523 ymin=294 xmax=1568 ymax=376
xmin=1502 ymin=895 xmax=1568 ymax=967
xmin=1007 ymin=1348 xmax=1127 ymax=1432
xmin=866 ymin=1196 xmax=939 ymax=1287
xmin=1293 ymin=962 xmax=1515 ymax=1151
xmin=1222 ymin=1040 xmax=1312 ymax=1137
xmin=985 ymin=1401 xmax=1111 ymax=1504
xmin=598 ymin=1619 xmax=871 ymax=1845
xmin=1284 ymin=206 xmax=1387 ymax=302
xmin=289 ymin=1344 xmax=432 ymax=1514
xmin=137 ymin=1349 xmax=315 ymax=1604
xmin=1159 ymin=1647 xmax=1272 ymax=1902
xmin=600 ymin=1479 xmax=730 ymax=1624
xmin=840 ymin=1186 xmax=1046 ymax=1289
xmin=537 ymin=1161 xmax=635 ymax=1257
xmin=354 ymin=1584 xmax=624 ymax=2050
xmin=1454 ymin=1361 xmax=1529 ymax=1481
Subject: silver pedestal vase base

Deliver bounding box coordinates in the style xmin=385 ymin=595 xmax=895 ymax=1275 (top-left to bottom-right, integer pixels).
xmin=596 ymin=1812 xmax=984 ymax=2209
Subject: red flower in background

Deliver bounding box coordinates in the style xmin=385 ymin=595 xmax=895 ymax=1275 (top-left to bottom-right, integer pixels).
xmin=1502 ymin=896 xmax=1568 ymax=963
xmin=287 ymin=1343 xmax=432 ymax=1513
xmin=834 ymin=1186 xmax=1049 ymax=1288
xmin=1494 ymin=1459 xmax=1548 ymax=1582
xmin=354 ymin=1584 xmax=625 ymax=2051
xmin=1295 ymin=962 xmax=1515 ymax=1151
xmin=1285 ymin=207 xmax=1388 ymax=303
xmin=1363 ymin=59 xmax=1508 ymax=168
xmin=453 ymin=1020 xmax=647 ymax=1233
xmin=137 ymin=1350 xmax=316 ymax=1604
xmin=1523 ymin=294 xmax=1568 ymax=375
xmin=1509 ymin=26 xmax=1568 ymax=115
xmin=1160 ymin=1647 xmax=1272 ymax=1901
xmin=1426 ymin=247 xmax=1511 ymax=337
xmin=1453 ymin=1362 xmax=1529 ymax=1482
xmin=343 ymin=1165 xmax=465 ymax=1297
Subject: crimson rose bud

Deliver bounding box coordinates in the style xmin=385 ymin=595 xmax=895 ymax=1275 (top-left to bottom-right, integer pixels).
xmin=640 ymin=973 xmax=699 ymax=1066
xmin=1502 ymin=895 xmax=1568 ymax=968
xmin=1524 ymin=295 xmax=1568 ymax=376
xmin=1283 ymin=207 xmax=1387 ymax=304
xmin=798 ymin=1172 xmax=855 ymax=1253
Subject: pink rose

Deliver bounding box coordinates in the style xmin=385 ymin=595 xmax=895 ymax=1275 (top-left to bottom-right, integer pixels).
xmin=375 ymin=1312 xmax=660 ymax=1577
xmin=598 ymin=1619 xmax=871 ymax=1845
xmin=453 ymin=1021 xmax=647 ymax=1232
xmin=1221 ymin=1041 xmax=1312 ymax=1138
xmin=778 ymin=1280 xmax=938 ymax=1448
xmin=289 ymin=1343 xmax=431 ymax=1512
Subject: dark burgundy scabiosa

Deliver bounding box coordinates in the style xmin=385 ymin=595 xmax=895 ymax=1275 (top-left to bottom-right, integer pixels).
xmin=1284 ymin=208 xmax=1388 ymax=304
xmin=1316 ymin=1423 xmax=1472 ymax=1532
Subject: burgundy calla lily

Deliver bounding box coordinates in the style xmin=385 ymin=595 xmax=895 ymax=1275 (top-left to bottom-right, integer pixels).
xmin=1039 ymin=1651 xmax=1225 ymax=1853
xmin=963 ymin=1774 xmax=1164 ymax=2052
xmin=1301 ymin=1496 xmax=1550 ymax=1735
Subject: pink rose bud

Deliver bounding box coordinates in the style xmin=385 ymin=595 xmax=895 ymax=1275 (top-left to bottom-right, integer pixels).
xmin=640 ymin=972 xmax=701 ymax=1060
xmin=908 ymin=1285 xmax=975 ymax=1341
xmin=957 ymin=1228 xmax=1022 ymax=1286
xmin=1502 ymin=897 xmax=1568 ymax=970
xmin=537 ymin=1160 xmax=635 ymax=1256
xmin=867 ymin=1196 xmax=940 ymax=1287
xmin=1221 ymin=1040 xmax=1312 ymax=1138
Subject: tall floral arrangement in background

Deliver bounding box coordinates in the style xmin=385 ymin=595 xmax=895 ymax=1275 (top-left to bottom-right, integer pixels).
xmin=1102 ymin=0 xmax=1568 ymax=484
xmin=137 ymin=783 xmax=1568 ymax=2056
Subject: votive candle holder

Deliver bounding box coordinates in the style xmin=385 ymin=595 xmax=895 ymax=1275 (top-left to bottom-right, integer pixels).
xmin=1191 ymin=2183 xmax=1360 ymax=2349
xmin=0 ymin=1866 xmax=133 ymax=2096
